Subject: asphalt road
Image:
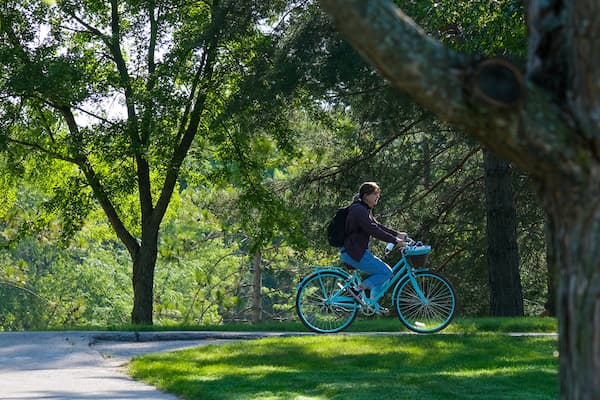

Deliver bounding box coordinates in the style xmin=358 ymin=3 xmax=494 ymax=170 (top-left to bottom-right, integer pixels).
xmin=0 ymin=331 xmax=301 ymax=400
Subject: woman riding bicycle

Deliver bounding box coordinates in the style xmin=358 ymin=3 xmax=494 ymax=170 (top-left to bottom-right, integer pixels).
xmin=340 ymin=181 xmax=407 ymax=311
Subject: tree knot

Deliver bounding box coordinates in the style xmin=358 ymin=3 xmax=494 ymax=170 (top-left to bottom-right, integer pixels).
xmin=470 ymin=58 xmax=525 ymax=108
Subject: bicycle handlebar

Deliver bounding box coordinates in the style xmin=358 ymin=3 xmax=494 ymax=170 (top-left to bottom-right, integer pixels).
xmin=384 ymin=236 xmax=421 ymax=255
xmin=403 ymin=236 xmax=416 ymax=247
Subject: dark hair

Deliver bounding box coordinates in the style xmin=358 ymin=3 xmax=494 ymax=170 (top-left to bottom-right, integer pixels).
xmin=358 ymin=181 xmax=380 ymax=200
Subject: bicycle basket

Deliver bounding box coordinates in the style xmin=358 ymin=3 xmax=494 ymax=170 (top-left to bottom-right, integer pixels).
xmin=407 ymin=254 xmax=428 ymax=268
xmin=405 ymin=245 xmax=431 ymax=269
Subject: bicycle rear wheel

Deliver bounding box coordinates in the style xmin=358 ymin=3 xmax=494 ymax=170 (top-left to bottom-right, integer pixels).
xmin=296 ymin=271 xmax=358 ymax=333
xmin=395 ymin=272 xmax=456 ymax=333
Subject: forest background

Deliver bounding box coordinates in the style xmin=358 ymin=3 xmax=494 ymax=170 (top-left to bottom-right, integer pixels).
xmin=0 ymin=0 xmax=550 ymax=330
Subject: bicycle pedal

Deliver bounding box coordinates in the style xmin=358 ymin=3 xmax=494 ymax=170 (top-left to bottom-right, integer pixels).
xmin=365 ymin=299 xmax=388 ymax=315
xmin=376 ymin=306 xmax=390 ymax=315
xmin=340 ymin=284 xmax=367 ymax=306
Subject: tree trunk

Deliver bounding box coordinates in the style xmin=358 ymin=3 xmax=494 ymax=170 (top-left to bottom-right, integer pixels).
xmin=483 ymin=149 xmax=523 ymax=316
xmin=252 ymin=250 xmax=263 ymax=324
xmin=131 ymin=240 xmax=158 ymax=325
xmin=544 ymin=183 xmax=600 ymax=399
xmin=542 ymin=214 xmax=558 ymax=316
xmin=423 ymin=137 xmax=431 ymax=189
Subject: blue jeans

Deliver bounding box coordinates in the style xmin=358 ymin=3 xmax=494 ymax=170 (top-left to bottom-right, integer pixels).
xmin=340 ymin=249 xmax=392 ymax=299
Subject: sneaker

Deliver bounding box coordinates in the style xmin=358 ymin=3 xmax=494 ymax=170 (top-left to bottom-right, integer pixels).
xmin=347 ymin=286 xmax=367 ymax=306
xmin=365 ymin=298 xmax=389 ymax=315
xmin=376 ymin=305 xmax=390 ymax=315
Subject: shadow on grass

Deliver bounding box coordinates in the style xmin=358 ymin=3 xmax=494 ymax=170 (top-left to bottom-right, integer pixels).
xmin=130 ymin=335 xmax=558 ymax=400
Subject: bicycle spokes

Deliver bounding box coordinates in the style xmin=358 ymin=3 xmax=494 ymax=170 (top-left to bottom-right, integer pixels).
xmin=296 ymin=271 xmax=359 ymax=333
xmin=395 ymin=272 xmax=456 ymax=333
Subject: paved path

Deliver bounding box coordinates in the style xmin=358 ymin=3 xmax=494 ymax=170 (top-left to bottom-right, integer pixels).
xmin=0 ymin=331 xmax=305 ymax=400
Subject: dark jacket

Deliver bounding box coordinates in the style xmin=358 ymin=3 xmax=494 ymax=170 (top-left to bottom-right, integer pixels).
xmin=343 ymin=201 xmax=399 ymax=261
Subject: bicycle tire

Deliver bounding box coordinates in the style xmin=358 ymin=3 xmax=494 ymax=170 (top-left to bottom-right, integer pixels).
xmin=394 ymin=271 xmax=456 ymax=333
xmin=296 ymin=271 xmax=358 ymax=333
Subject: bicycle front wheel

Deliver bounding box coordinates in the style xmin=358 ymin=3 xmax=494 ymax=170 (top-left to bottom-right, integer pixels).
xmin=395 ymin=272 xmax=456 ymax=333
xmin=296 ymin=271 xmax=358 ymax=334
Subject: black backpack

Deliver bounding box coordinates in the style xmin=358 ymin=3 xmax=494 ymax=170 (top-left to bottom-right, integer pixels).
xmin=326 ymin=206 xmax=350 ymax=247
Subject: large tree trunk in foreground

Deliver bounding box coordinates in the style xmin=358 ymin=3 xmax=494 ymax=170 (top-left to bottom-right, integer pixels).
xmin=543 ymin=215 xmax=558 ymax=317
xmin=483 ymin=150 xmax=523 ymax=316
xmin=544 ymin=183 xmax=600 ymax=399
xmin=317 ymin=0 xmax=600 ymax=397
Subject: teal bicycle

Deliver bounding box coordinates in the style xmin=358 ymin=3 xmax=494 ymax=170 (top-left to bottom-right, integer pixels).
xmin=296 ymin=238 xmax=456 ymax=334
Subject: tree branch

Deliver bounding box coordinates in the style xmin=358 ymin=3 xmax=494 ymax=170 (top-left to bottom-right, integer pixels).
xmin=153 ymin=4 xmax=224 ymax=225
xmin=387 ymin=146 xmax=481 ymax=217
xmin=140 ymin=0 xmax=159 ymax=146
xmin=317 ymin=0 xmax=581 ymax=183
xmin=63 ymin=3 xmax=152 ymax=224
xmin=6 ymin=137 xmax=77 ymax=164
xmin=0 ymin=280 xmax=51 ymax=303
xmin=303 ymin=118 xmax=424 ymax=183
xmin=104 ymin=0 xmax=154 ymax=227
xmin=71 ymin=104 xmax=115 ymax=126
xmin=58 ymin=107 xmax=140 ymax=257
xmin=67 ymin=12 xmax=111 ymax=46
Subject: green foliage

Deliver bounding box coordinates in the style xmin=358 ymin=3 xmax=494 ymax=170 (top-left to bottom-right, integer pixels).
xmin=396 ymin=0 xmax=526 ymax=58
xmin=151 ymin=184 xmax=306 ymax=325
xmin=274 ymin=0 xmax=546 ymax=318
xmin=1 ymin=0 xmax=308 ymax=324
xmin=0 ymin=232 xmax=132 ymax=330
xmin=154 ymin=187 xmax=245 ymax=325
xmin=0 ymin=0 xmax=548 ymax=329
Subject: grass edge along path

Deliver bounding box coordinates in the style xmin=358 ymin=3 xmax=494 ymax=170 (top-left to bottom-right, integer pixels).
xmin=129 ymin=333 xmax=558 ymax=400
xmin=102 ymin=316 xmax=558 ymax=334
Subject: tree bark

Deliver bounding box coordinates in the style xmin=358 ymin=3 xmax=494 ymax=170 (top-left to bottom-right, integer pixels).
xmin=543 ymin=214 xmax=558 ymax=316
xmin=483 ymin=149 xmax=523 ymax=316
xmin=422 ymin=137 xmax=431 ymax=189
xmin=543 ymin=180 xmax=600 ymax=399
xmin=252 ymin=250 xmax=263 ymax=324
xmin=317 ymin=0 xmax=600 ymax=397
xmin=131 ymin=234 xmax=158 ymax=325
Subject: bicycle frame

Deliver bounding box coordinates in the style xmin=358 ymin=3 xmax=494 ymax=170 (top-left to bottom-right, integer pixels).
xmin=298 ymin=246 xmax=431 ymax=311
xmin=388 ymin=256 xmax=430 ymax=306
xmin=347 ymin=252 xmax=431 ymax=306
xmin=296 ymin=266 xmax=359 ymax=310
xmin=295 ymin=240 xmax=456 ymax=333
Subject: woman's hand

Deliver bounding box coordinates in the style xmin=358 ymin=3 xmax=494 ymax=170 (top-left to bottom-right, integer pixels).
xmin=395 ymin=232 xmax=408 ymax=245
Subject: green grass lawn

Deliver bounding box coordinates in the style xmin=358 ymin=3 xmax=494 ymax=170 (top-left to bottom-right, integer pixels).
xmin=129 ymin=319 xmax=558 ymax=400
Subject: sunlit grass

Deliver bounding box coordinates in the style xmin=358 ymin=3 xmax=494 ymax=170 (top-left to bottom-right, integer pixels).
xmin=130 ymin=333 xmax=558 ymax=400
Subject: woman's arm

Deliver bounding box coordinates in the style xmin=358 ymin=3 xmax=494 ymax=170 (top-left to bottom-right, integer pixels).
xmin=354 ymin=206 xmax=398 ymax=243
